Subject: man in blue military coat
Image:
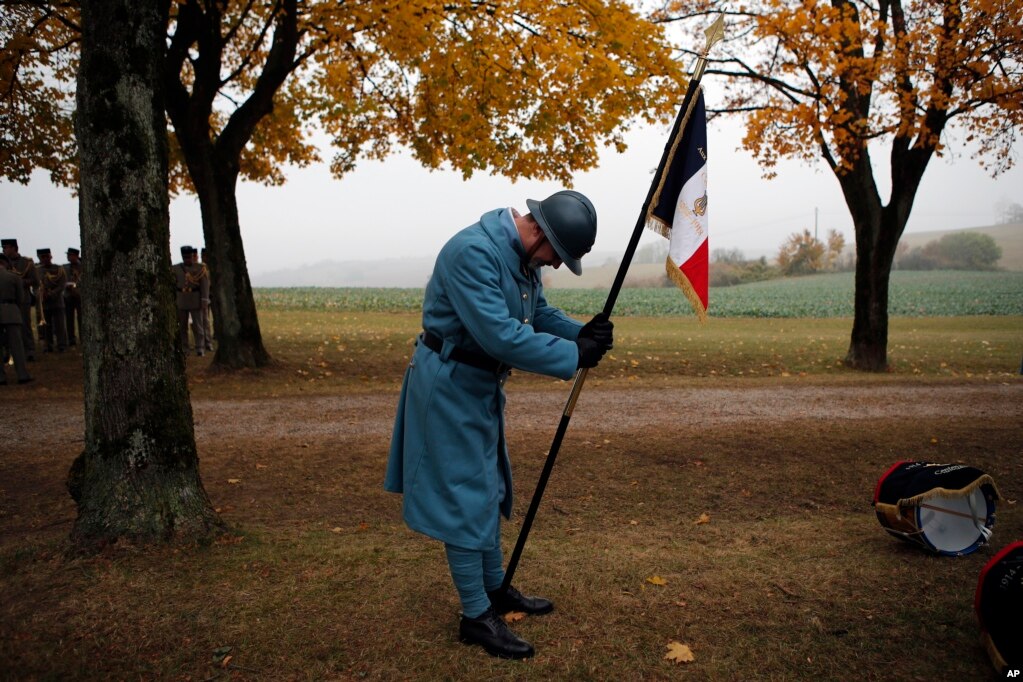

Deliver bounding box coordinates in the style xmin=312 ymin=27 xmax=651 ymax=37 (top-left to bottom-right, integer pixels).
xmin=385 ymin=190 xmax=614 ymax=659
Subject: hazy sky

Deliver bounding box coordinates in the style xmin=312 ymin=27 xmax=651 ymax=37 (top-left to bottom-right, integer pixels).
xmin=2 ymin=106 xmax=1020 ymax=277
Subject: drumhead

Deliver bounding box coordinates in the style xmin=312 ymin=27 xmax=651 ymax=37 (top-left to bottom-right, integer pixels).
xmin=916 ymin=488 xmax=992 ymax=554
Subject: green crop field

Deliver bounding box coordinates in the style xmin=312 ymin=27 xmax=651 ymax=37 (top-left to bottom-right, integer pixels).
xmin=254 ymin=270 xmax=1023 ymax=317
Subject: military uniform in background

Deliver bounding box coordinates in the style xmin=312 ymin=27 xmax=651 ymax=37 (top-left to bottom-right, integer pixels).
xmin=0 ymin=255 xmax=32 ymax=384
xmin=173 ymin=245 xmax=210 ymax=356
xmin=63 ymin=248 xmax=83 ymax=346
xmin=36 ymin=248 xmax=69 ymax=352
xmin=1 ymin=238 xmax=38 ymax=361
xmin=200 ymin=247 xmax=213 ymax=351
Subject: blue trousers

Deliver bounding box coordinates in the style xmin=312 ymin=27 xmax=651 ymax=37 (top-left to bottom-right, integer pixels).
xmin=445 ymin=522 xmax=505 ymax=618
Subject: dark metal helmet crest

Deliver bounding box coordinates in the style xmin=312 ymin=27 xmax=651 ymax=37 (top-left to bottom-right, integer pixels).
xmin=525 ymin=190 xmax=597 ymax=276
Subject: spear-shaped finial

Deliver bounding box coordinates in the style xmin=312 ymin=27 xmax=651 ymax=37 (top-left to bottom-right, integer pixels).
xmin=704 ymin=15 xmax=726 ymax=55
xmin=693 ymin=15 xmax=726 ymax=81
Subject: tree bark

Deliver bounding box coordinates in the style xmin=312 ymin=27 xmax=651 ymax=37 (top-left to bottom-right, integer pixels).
xmin=69 ymin=0 xmax=222 ymax=551
xmin=845 ymin=214 xmax=897 ymax=372
xmin=192 ymin=153 xmax=270 ymax=369
xmin=838 ymin=149 xmax=929 ymax=371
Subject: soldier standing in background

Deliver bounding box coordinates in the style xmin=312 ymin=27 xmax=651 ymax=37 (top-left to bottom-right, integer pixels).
xmin=0 ymin=254 xmax=33 ymax=385
xmin=64 ymin=248 xmax=83 ymax=346
xmin=1 ymin=239 xmax=39 ymax=361
xmin=173 ymin=245 xmax=209 ymax=356
xmin=36 ymin=248 xmax=69 ymax=353
xmin=200 ymin=247 xmax=213 ymax=352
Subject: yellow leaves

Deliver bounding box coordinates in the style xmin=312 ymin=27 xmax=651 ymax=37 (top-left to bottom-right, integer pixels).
xmin=312 ymin=0 xmax=686 ymax=184
xmin=665 ymin=641 xmax=695 ymax=664
xmin=503 ymin=611 xmax=526 ymax=623
xmin=227 ymin=478 xmax=241 ymax=485
xmin=695 ymin=512 xmax=711 ymax=525
xmin=646 ymin=575 xmax=668 ymax=586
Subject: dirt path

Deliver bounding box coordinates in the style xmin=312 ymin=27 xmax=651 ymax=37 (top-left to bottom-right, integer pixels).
xmin=6 ymin=382 xmax=1022 ymax=450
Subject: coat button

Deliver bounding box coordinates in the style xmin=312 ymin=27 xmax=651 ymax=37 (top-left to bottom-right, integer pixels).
xmin=522 ymin=292 xmax=528 ymax=299
xmin=524 ymin=317 xmax=529 ymax=324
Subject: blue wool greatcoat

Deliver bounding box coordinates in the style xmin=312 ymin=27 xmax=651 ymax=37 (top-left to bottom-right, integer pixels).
xmin=384 ymin=208 xmax=583 ymax=550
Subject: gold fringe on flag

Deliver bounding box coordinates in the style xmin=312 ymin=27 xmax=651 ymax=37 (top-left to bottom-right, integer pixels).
xmin=666 ymin=255 xmax=707 ymax=323
xmin=644 ymin=85 xmax=704 ymax=241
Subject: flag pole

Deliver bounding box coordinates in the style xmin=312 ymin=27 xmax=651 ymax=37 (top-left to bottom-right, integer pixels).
xmin=503 ymin=16 xmax=726 ymax=591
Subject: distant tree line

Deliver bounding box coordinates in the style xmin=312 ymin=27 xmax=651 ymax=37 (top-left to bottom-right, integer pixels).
xmin=896 ymin=233 xmax=1002 ymax=271
xmin=996 ymin=201 xmax=1023 ymax=224
xmin=710 ymin=228 xmax=849 ymax=287
xmin=709 ymin=228 xmax=1002 ymax=287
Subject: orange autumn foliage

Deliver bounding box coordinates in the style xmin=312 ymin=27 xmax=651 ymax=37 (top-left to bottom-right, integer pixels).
xmin=657 ymin=0 xmax=1023 ymax=178
xmin=2 ymin=1 xmax=689 ymax=188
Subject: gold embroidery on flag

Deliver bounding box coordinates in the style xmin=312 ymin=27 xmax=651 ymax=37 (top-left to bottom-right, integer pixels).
xmin=694 ymin=192 xmax=707 ymax=217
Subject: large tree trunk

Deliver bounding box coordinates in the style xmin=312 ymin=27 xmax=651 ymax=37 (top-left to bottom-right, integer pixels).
xmin=845 ymin=213 xmax=901 ymax=371
xmin=839 ymin=153 xmax=923 ymax=372
xmin=69 ymin=0 xmax=222 ymax=551
xmin=193 ymin=154 xmax=270 ymax=370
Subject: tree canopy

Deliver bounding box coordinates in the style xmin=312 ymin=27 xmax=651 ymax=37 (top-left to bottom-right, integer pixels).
xmin=3 ymin=1 xmax=688 ymax=188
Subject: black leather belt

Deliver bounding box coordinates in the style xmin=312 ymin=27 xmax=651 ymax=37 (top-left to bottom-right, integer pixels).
xmin=421 ymin=331 xmax=509 ymax=374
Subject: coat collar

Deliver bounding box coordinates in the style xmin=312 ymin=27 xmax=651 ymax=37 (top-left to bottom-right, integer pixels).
xmin=479 ymin=208 xmax=539 ymax=285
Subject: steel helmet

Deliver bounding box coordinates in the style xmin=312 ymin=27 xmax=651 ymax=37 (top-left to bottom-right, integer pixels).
xmin=525 ymin=190 xmax=597 ymax=275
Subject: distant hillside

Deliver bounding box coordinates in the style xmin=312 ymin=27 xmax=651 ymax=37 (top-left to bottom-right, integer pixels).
xmin=898 ymin=222 xmax=1022 ymax=270
xmin=251 ymin=223 xmax=1021 ymax=287
xmin=253 ymin=257 xmax=437 ymax=287
xmin=543 ymin=262 xmax=669 ymax=289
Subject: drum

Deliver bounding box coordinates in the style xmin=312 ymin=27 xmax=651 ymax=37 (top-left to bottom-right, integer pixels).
xmin=873 ymin=461 xmax=1001 ymax=556
xmin=975 ymin=541 xmax=1022 ymax=675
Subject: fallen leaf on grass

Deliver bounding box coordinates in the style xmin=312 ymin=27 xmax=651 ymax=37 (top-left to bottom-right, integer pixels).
xmin=330 ymin=527 xmax=342 ymax=533
xmin=695 ymin=513 xmax=711 ymax=525
xmin=665 ymin=641 xmax=695 ymax=664
xmin=646 ymin=575 xmax=667 ymax=586
xmin=503 ymin=611 xmax=526 ymax=623
xmin=227 ymin=478 xmax=241 ymax=485
xmin=221 ymin=655 xmax=233 ymax=668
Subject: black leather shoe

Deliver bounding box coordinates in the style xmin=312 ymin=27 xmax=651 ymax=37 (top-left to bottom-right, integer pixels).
xmin=459 ymin=607 xmax=534 ymax=659
xmin=487 ymin=585 xmax=554 ymax=616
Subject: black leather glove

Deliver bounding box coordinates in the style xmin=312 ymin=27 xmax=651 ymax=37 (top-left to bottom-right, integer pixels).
xmin=576 ymin=337 xmax=608 ymax=369
xmin=579 ymin=313 xmax=614 ymax=349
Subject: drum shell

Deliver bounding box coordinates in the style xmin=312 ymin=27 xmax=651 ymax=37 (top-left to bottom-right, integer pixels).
xmin=975 ymin=541 xmax=1023 ymax=674
xmin=872 ymin=461 xmax=1000 ymax=556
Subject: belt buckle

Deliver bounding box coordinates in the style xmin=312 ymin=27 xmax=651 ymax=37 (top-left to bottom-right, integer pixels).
xmin=497 ymin=364 xmax=512 ymax=384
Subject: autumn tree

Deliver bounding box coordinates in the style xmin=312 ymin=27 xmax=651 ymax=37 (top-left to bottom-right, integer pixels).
xmin=3 ymin=1 xmax=687 ymax=369
xmin=777 ymin=229 xmax=824 ymax=275
xmin=69 ymin=0 xmax=222 ymax=549
xmin=658 ymin=0 xmax=1023 ymax=370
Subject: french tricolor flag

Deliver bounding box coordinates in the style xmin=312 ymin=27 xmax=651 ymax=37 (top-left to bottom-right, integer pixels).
xmin=645 ymin=87 xmax=709 ymax=322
